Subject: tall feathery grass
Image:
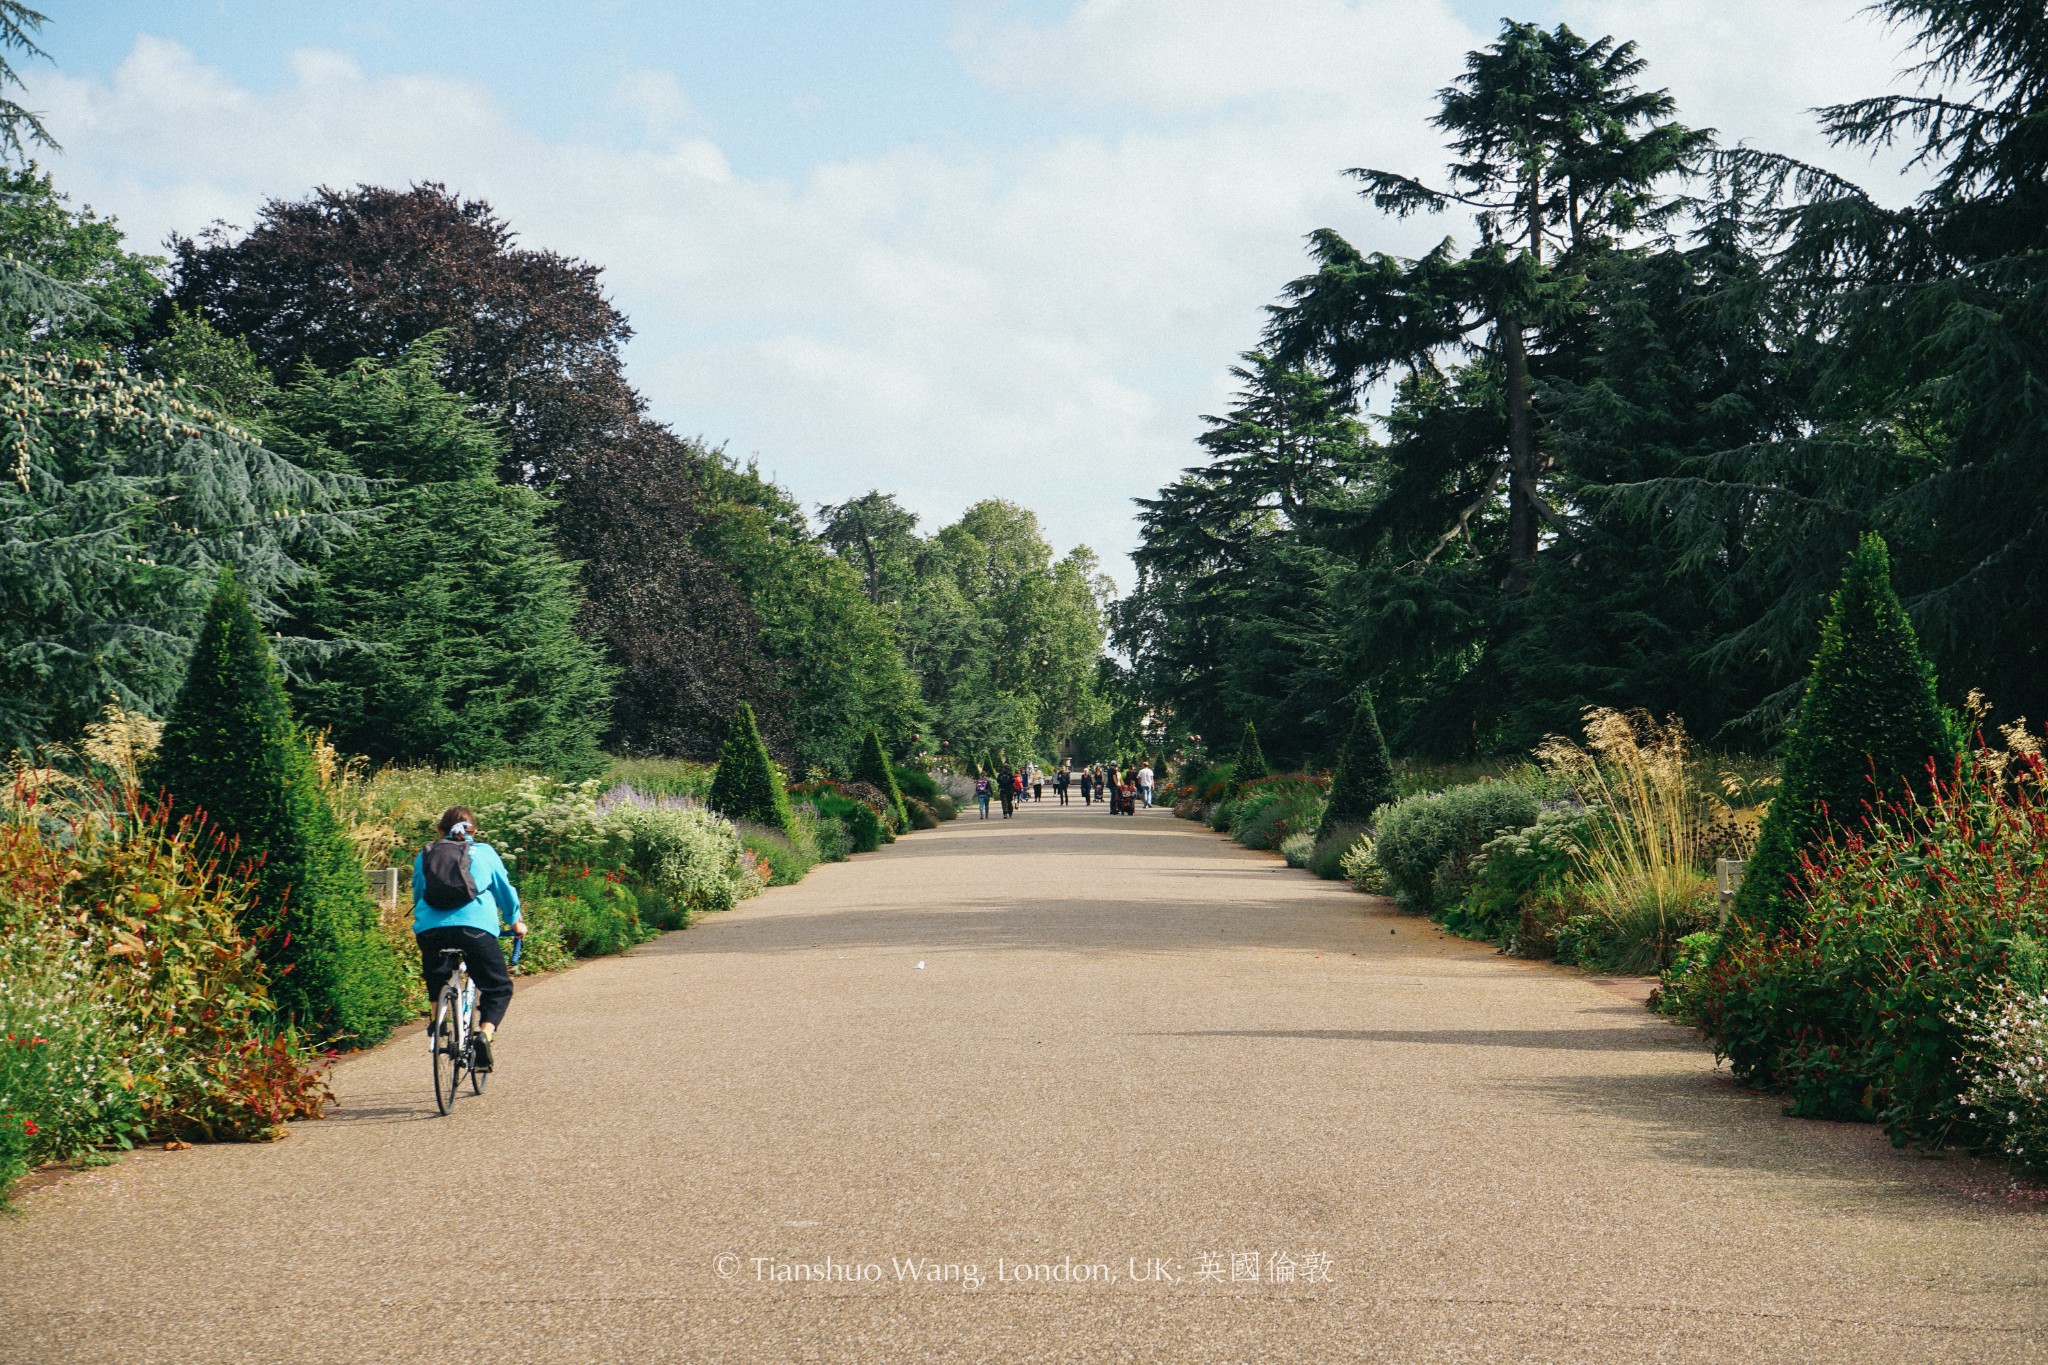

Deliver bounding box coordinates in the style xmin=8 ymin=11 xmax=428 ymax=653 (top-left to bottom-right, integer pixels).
xmin=1536 ymin=708 xmax=1716 ymax=972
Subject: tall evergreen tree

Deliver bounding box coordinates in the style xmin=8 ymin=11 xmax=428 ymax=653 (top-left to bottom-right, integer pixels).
xmin=1732 ymin=535 xmax=1956 ymax=931
xmin=1276 ymin=20 xmax=1709 ymax=591
xmin=708 ymin=701 xmax=793 ymax=836
xmin=271 ymin=347 xmax=612 ymax=777
xmin=1123 ymin=355 xmax=1367 ymax=765
xmin=851 ymin=725 xmax=909 ymax=830
xmin=1663 ymin=0 xmax=2048 ymax=726
xmin=1232 ymin=721 xmax=1269 ymax=785
xmin=1317 ymin=689 xmax=1397 ymax=841
xmin=0 ymin=347 xmax=362 ymax=750
xmin=151 ymin=569 xmax=407 ymax=1045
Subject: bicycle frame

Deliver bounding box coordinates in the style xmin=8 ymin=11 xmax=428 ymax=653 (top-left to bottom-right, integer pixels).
xmin=433 ymin=956 xmax=476 ymax=1057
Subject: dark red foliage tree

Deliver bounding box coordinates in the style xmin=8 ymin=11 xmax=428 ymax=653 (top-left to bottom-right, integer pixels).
xmin=164 ymin=181 xmax=791 ymax=760
xmin=164 ymin=181 xmax=631 ymax=485
xmin=554 ymin=419 xmax=789 ymax=760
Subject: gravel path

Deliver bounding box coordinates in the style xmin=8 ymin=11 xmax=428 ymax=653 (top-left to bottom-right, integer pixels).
xmin=4 ymin=803 xmax=2046 ymax=1363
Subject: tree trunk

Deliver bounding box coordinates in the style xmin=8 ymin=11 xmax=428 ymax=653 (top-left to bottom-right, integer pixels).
xmin=1502 ymin=318 xmax=1538 ymax=593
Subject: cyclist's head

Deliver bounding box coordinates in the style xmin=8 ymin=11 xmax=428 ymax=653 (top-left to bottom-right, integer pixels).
xmin=439 ymin=806 xmax=478 ymax=840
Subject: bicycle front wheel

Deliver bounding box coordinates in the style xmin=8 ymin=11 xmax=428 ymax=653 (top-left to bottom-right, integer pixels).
xmin=432 ymin=984 xmax=463 ymax=1115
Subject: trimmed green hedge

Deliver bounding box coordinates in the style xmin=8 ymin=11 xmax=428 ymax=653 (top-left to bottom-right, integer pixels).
xmin=1734 ymin=533 xmax=1955 ymax=932
xmin=709 ymin=701 xmax=794 ymax=836
xmin=151 ymin=569 xmax=408 ymax=1047
xmin=1232 ymin=721 xmax=1268 ymax=785
xmin=1317 ymin=689 xmax=1396 ymax=842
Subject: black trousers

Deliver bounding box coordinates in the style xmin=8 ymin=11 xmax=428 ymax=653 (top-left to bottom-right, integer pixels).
xmin=417 ymin=925 xmax=514 ymax=1028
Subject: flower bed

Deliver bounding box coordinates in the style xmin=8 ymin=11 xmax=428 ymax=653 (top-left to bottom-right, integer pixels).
xmin=0 ymin=789 xmax=333 ymax=1206
xmin=1674 ymin=748 xmax=2048 ymax=1160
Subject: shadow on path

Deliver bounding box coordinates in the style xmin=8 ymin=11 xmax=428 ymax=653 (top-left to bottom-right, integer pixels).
xmin=638 ymin=895 xmax=1446 ymax=959
xmin=1151 ymin=1026 xmax=1695 ymax=1052
xmin=1510 ymin=1067 xmax=2048 ymax=1218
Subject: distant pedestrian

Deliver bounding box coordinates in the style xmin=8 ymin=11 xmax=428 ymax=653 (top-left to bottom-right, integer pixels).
xmin=1079 ymin=769 xmax=1094 ymax=805
xmin=1032 ymin=771 xmax=1044 ymax=802
xmin=1055 ymin=768 xmax=1070 ymax=806
xmin=1138 ymin=762 xmax=1155 ymax=808
xmin=998 ymin=765 xmax=1016 ymax=818
xmin=975 ymin=772 xmax=992 ymax=820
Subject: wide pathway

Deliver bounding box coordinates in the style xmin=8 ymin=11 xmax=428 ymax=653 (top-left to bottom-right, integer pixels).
xmin=4 ymin=803 xmax=2047 ymax=1363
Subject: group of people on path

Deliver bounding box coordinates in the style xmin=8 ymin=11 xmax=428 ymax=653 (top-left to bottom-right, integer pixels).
xmin=975 ymin=763 xmax=1038 ymax=819
xmin=973 ymin=759 xmax=1155 ymax=819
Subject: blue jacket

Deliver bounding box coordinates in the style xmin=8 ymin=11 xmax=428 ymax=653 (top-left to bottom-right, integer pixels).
xmin=411 ymin=839 xmax=521 ymax=937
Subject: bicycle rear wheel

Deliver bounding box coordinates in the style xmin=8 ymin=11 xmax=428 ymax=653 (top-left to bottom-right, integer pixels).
xmin=432 ymin=984 xmax=463 ymax=1115
xmin=468 ymin=1000 xmax=489 ymax=1096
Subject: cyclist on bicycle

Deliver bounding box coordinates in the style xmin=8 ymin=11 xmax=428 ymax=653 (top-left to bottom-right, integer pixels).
xmin=414 ymin=806 xmax=525 ymax=1069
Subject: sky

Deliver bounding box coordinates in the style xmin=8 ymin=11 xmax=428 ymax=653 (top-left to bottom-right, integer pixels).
xmin=27 ymin=0 xmax=1933 ymax=586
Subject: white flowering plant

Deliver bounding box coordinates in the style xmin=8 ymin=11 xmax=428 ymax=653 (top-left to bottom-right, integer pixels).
xmin=1953 ymin=978 xmax=2048 ymax=1174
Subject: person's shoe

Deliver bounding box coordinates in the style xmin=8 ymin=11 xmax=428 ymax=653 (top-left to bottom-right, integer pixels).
xmin=472 ymin=1030 xmax=496 ymax=1071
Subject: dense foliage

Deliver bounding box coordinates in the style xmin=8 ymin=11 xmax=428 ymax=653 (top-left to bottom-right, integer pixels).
xmin=165 ymin=182 xmax=632 ymax=487
xmin=0 ymin=341 xmax=361 ymax=751
xmin=819 ymin=493 xmax=1114 ymax=766
xmin=270 ymin=347 xmax=612 ymax=776
xmin=1372 ymin=782 xmax=1540 ymax=918
xmin=0 ymin=790 xmax=334 ymax=1205
xmin=1123 ymin=3 xmax=2048 ymax=764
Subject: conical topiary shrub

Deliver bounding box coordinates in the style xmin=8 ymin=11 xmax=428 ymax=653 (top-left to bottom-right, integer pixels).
xmin=852 ymin=725 xmax=909 ymax=830
xmin=1733 ymin=533 xmax=1956 ymax=932
xmin=1232 ymin=720 xmax=1268 ymax=787
xmin=151 ymin=568 xmax=407 ymax=1046
xmin=1316 ymin=688 xmax=1396 ymax=842
xmin=709 ymin=701 xmax=793 ymax=836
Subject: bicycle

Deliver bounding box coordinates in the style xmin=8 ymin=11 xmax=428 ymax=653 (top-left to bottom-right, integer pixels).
xmin=429 ymin=936 xmax=521 ymax=1115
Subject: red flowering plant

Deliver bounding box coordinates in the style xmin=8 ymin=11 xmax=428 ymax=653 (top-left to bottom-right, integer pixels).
xmin=0 ymin=778 xmax=334 ymax=1205
xmin=1688 ymin=741 xmax=2048 ymax=1154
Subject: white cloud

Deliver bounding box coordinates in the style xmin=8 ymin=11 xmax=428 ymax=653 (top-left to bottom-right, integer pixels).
xmin=26 ymin=5 xmax=1928 ymax=584
xmin=953 ymin=0 xmax=1474 ymax=115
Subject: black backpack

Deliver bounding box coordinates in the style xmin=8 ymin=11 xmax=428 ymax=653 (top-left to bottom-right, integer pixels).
xmin=421 ymin=837 xmax=480 ymax=910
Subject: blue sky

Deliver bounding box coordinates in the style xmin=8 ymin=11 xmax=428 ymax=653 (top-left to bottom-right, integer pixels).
xmin=48 ymin=2 xmax=1566 ymax=174
xmin=33 ymin=1 xmax=1918 ymax=583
